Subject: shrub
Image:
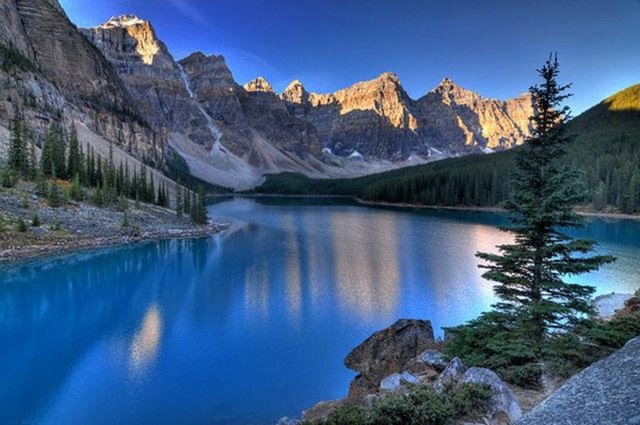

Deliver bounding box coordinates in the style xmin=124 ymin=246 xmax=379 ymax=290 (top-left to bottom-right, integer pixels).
xmin=17 ymin=218 xmax=27 ymax=232
xmin=21 ymin=194 xmax=29 ymax=209
xmin=122 ymin=212 xmax=130 ymax=228
xmin=1 ymin=168 xmax=17 ymax=188
xmin=48 ymin=183 xmax=65 ymax=208
xmin=69 ymin=175 xmax=83 ymax=201
xmin=117 ymin=195 xmax=129 ymax=212
xmin=321 ymin=404 xmax=370 ymax=425
xmin=309 ymin=384 xmax=491 ymax=425
xmin=92 ymin=187 xmax=104 ymax=207
xmin=32 ymin=213 xmax=41 ymax=227
xmin=583 ymin=314 xmax=640 ymax=350
xmin=499 ymin=364 xmax=543 ymax=388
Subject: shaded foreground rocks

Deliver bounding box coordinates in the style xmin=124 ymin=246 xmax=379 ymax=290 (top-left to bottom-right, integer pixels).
xmin=344 ymin=319 xmax=436 ymax=398
xmin=296 ymin=319 xmax=524 ymax=425
xmin=516 ymin=336 xmax=640 ymax=425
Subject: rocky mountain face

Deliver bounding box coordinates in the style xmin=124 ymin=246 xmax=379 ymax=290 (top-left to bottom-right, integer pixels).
xmin=282 ymin=74 xmax=533 ymax=160
xmin=0 ymin=1 xmax=163 ymax=167
xmin=1 ymin=4 xmax=533 ymax=190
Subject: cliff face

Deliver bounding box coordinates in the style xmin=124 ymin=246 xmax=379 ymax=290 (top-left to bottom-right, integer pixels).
xmin=416 ymin=78 xmax=533 ymax=151
xmin=80 ymin=16 xmax=213 ymax=152
xmin=0 ymin=3 xmax=162 ymax=166
xmin=282 ymin=74 xmax=533 ymax=159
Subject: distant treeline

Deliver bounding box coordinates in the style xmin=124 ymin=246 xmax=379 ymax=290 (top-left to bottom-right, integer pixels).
xmin=255 ymin=85 xmax=640 ymax=214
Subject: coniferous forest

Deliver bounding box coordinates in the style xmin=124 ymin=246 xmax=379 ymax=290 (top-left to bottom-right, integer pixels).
xmin=2 ymin=117 xmax=209 ymax=225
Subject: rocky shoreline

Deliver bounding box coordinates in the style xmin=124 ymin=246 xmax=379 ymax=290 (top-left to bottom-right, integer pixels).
xmin=0 ymin=182 xmax=228 ymax=264
xmin=0 ymin=223 xmax=228 ymax=263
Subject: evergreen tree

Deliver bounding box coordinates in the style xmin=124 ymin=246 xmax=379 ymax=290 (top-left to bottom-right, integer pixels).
xmin=195 ymin=185 xmax=207 ymax=225
xmin=35 ymin=166 xmax=47 ymax=197
xmin=176 ymin=187 xmax=183 ymax=218
xmin=139 ymin=164 xmax=148 ymax=201
xmin=184 ymin=189 xmax=191 ymax=215
xmin=148 ymin=172 xmax=155 ymax=204
xmin=87 ymin=146 xmax=96 ymax=187
xmin=122 ymin=211 xmax=130 ymax=228
xmin=475 ymin=55 xmax=616 ymax=349
xmin=8 ymin=116 xmax=29 ymax=178
xmin=157 ymin=182 xmax=163 ymax=206
xmin=78 ymin=143 xmax=86 ymax=185
xmin=41 ymin=123 xmax=65 ymax=179
xmin=29 ymin=137 xmax=37 ymax=180
xmin=622 ymin=168 xmax=640 ymax=214
xmin=189 ymin=191 xmax=197 ymax=223
xmin=69 ymin=174 xmax=83 ymax=201
xmin=47 ymin=181 xmax=65 ymax=208
xmin=67 ymin=124 xmax=81 ymax=179
xmin=593 ymin=181 xmax=607 ymax=211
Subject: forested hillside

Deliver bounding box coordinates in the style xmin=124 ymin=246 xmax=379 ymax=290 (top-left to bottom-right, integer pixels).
xmin=255 ymin=84 xmax=640 ymax=214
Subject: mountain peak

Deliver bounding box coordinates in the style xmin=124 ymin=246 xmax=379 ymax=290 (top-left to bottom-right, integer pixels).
xmin=99 ymin=14 xmax=149 ymax=29
xmin=378 ymin=71 xmax=400 ymax=83
xmin=244 ymin=76 xmax=274 ymax=93
xmin=281 ymin=80 xmax=308 ymax=104
xmin=436 ymin=77 xmax=458 ymax=89
xmin=286 ymin=79 xmax=304 ymax=89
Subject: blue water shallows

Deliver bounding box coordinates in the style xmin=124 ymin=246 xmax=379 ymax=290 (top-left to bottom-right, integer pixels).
xmin=0 ymin=197 xmax=638 ymax=425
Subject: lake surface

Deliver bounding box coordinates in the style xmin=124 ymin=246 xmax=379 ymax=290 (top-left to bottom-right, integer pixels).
xmin=1 ymin=197 xmax=639 ymax=425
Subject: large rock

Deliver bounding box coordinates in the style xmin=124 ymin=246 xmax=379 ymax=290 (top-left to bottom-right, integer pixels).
xmin=434 ymin=357 xmax=467 ymax=391
xmin=419 ymin=349 xmax=448 ymax=371
xmin=344 ymin=319 xmax=435 ymax=397
xmin=379 ymin=372 xmax=418 ymax=393
xmin=461 ymin=367 xmax=523 ymax=424
xmin=593 ymin=292 xmax=635 ymax=320
xmin=517 ymin=337 xmax=640 ymax=425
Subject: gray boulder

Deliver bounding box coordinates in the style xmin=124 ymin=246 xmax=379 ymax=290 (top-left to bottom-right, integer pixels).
xmin=461 ymin=367 xmax=523 ymax=424
xmin=592 ymin=293 xmax=634 ymax=320
xmin=418 ymin=349 xmax=448 ymax=371
xmin=380 ymin=372 xmax=418 ymax=392
xmin=434 ymin=356 xmax=467 ymax=391
xmin=517 ymin=337 xmax=640 ymax=425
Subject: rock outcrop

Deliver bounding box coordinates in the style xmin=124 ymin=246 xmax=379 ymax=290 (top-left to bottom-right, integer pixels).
xmin=593 ymin=292 xmax=636 ymax=320
xmin=344 ymin=319 xmax=436 ymax=398
xmin=434 ymin=356 xmax=467 ymax=391
xmin=517 ymin=337 xmax=640 ymax=425
xmin=418 ymin=349 xmax=448 ymax=371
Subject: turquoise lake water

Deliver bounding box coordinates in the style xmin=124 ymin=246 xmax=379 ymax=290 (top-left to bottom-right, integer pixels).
xmin=1 ymin=197 xmax=638 ymax=424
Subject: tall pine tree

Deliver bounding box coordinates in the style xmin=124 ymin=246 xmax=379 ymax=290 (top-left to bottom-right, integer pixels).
xmin=8 ymin=115 xmax=29 ymax=178
xmin=476 ymin=54 xmax=616 ymax=348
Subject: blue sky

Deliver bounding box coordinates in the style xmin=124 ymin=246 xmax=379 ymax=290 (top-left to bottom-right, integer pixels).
xmin=60 ymin=0 xmax=640 ymax=114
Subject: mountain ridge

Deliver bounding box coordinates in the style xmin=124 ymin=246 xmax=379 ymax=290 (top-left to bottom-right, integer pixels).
xmin=1 ymin=7 xmax=534 ymax=191
xmin=79 ymin=13 xmax=535 ymax=188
